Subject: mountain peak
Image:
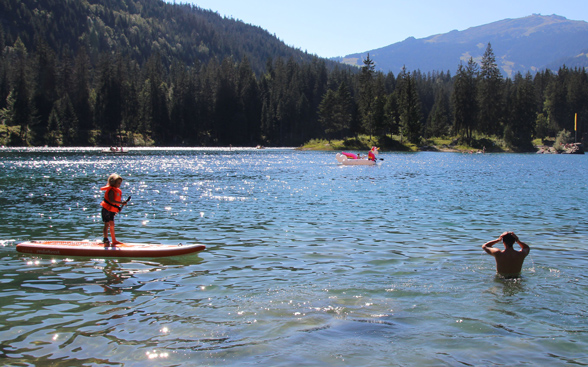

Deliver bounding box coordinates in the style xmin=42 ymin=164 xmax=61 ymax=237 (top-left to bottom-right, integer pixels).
xmin=337 ymin=14 xmax=588 ymax=77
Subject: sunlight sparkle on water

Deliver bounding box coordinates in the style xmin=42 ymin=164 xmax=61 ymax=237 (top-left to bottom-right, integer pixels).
xmin=2 ymin=149 xmax=588 ymax=366
xmin=146 ymin=350 xmax=169 ymax=359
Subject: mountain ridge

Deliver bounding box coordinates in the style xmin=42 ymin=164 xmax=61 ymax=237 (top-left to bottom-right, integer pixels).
xmin=335 ymin=14 xmax=588 ymax=77
xmin=0 ymin=0 xmax=330 ymax=75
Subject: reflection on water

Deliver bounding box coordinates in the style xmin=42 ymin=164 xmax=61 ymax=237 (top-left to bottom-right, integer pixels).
xmin=1 ymin=148 xmax=588 ymax=366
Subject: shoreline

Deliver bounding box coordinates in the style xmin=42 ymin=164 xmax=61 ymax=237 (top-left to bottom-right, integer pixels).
xmin=0 ymin=143 xmax=583 ymax=154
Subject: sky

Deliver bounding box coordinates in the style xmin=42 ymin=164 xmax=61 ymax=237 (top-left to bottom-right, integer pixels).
xmin=180 ymin=0 xmax=588 ymax=58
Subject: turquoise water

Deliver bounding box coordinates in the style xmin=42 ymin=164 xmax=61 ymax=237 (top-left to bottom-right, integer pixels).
xmin=1 ymin=148 xmax=587 ymax=366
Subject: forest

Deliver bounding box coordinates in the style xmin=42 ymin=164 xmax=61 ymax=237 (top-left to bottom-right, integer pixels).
xmin=0 ymin=0 xmax=587 ymax=149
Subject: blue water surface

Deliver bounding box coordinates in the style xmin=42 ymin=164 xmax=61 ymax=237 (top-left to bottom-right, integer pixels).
xmin=0 ymin=148 xmax=587 ymax=366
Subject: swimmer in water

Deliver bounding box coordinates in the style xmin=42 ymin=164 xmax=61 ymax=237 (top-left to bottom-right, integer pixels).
xmin=482 ymin=231 xmax=530 ymax=278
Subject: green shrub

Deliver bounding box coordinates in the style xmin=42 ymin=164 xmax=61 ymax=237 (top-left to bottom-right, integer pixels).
xmin=554 ymin=130 xmax=573 ymax=151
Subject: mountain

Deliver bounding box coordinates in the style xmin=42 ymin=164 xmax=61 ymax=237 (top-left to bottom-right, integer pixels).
xmin=335 ymin=14 xmax=588 ymax=77
xmin=0 ymin=0 xmax=347 ymax=147
xmin=0 ymin=0 xmax=326 ymax=74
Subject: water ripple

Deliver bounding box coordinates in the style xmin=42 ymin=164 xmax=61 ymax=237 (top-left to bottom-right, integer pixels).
xmin=1 ymin=149 xmax=587 ymax=365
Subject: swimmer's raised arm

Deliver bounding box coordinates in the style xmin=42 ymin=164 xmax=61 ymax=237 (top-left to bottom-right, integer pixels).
xmin=482 ymin=235 xmax=502 ymax=255
xmin=510 ymin=232 xmax=530 ymax=255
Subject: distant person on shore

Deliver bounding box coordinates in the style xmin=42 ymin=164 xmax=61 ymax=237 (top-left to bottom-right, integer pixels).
xmin=482 ymin=231 xmax=530 ymax=278
xmin=100 ymin=173 xmax=128 ymax=247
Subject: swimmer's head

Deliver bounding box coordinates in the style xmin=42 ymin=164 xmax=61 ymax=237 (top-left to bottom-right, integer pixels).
xmin=502 ymin=233 xmax=516 ymax=248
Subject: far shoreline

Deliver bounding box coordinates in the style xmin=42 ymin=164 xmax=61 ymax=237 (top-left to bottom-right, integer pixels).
xmin=296 ymin=136 xmax=585 ymax=155
xmin=0 ymin=140 xmax=583 ymax=154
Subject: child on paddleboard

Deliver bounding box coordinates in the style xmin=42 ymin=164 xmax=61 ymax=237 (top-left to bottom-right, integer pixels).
xmin=100 ymin=173 xmax=128 ymax=247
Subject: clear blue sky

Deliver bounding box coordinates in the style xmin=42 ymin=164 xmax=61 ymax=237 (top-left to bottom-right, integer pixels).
xmin=179 ymin=0 xmax=588 ymax=58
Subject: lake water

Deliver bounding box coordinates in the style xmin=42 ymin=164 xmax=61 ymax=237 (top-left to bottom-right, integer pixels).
xmin=1 ymin=148 xmax=587 ymax=366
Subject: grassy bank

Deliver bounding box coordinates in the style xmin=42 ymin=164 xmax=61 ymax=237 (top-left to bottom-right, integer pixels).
xmin=299 ymin=135 xmax=511 ymax=153
xmin=0 ymin=125 xmax=155 ymax=147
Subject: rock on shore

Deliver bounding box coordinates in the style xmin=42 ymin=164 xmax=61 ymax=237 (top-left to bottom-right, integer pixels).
xmin=537 ymin=143 xmax=584 ymax=154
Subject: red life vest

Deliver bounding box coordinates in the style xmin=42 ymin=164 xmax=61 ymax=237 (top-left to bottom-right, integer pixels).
xmin=101 ymin=186 xmax=122 ymax=213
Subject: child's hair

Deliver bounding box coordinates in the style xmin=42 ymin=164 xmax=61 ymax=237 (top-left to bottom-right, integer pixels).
xmin=107 ymin=173 xmax=123 ymax=186
xmin=502 ymin=233 xmax=516 ymax=248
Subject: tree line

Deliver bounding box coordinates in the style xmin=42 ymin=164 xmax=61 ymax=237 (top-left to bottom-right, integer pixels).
xmin=0 ymin=0 xmax=587 ymax=149
xmin=322 ymin=44 xmax=588 ymax=151
xmin=0 ymin=36 xmax=340 ymax=146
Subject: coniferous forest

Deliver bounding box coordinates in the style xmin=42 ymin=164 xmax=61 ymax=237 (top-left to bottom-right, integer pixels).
xmin=0 ymin=0 xmax=587 ymax=150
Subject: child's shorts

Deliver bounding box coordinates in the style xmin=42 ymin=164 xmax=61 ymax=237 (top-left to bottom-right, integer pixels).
xmin=101 ymin=208 xmax=117 ymax=223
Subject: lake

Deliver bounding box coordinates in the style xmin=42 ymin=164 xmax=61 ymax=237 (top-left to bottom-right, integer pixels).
xmin=1 ymin=148 xmax=587 ymax=366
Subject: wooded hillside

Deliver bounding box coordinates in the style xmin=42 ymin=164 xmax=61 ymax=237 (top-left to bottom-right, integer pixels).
xmin=0 ymin=0 xmax=586 ymax=150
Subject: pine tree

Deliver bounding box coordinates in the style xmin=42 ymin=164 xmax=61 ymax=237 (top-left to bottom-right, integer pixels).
xmin=358 ymin=53 xmax=376 ymax=137
xmin=383 ymin=92 xmax=399 ymax=135
xmin=318 ymin=81 xmax=353 ymax=140
xmin=94 ymin=53 xmax=124 ymax=144
xmin=397 ymin=67 xmax=422 ymax=144
xmin=372 ymin=73 xmax=387 ymax=136
xmin=566 ymin=68 xmax=588 ymax=139
xmin=214 ymin=56 xmax=240 ymax=145
xmin=32 ymin=38 xmax=58 ymax=145
xmin=237 ymin=56 xmax=261 ymax=144
xmin=72 ymin=47 xmax=93 ymax=134
xmin=477 ymin=43 xmax=503 ymax=136
xmin=8 ymin=38 xmax=34 ymax=145
xmin=451 ymin=58 xmax=479 ymax=143
xmin=425 ymin=86 xmax=451 ymax=138
xmin=141 ymin=53 xmax=170 ymax=144
xmin=504 ymin=72 xmax=535 ymax=151
xmin=543 ymin=66 xmax=570 ymax=132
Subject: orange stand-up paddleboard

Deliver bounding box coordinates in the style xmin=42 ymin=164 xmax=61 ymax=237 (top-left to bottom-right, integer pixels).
xmin=16 ymin=240 xmax=205 ymax=258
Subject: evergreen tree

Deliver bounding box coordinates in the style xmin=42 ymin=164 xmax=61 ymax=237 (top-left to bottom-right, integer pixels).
xmin=358 ymin=53 xmax=376 ymax=137
xmin=543 ymin=66 xmax=571 ymax=132
xmin=121 ymin=60 xmax=140 ymax=142
xmin=169 ymin=61 xmax=191 ymax=144
xmin=425 ymin=86 xmax=451 ymax=138
xmin=318 ymin=81 xmax=353 ymax=140
xmin=196 ymin=59 xmax=217 ymax=145
xmin=214 ymin=56 xmax=240 ymax=145
xmin=566 ymin=67 xmax=588 ymax=139
xmin=32 ymin=38 xmax=57 ymax=145
xmin=397 ymin=67 xmax=422 ymax=144
xmin=72 ymin=47 xmax=93 ymax=134
xmin=47 ymin=94 xmax=79 ymax=146
xmin=534 ymin=113 xmax=550 ymax=140
xmin=477 ymin=43 xmax=503 ymax=136
xmin=372 ymin=73 xmax=387 ymax=136
xmin=7 ymin=38 xmax=34 ymax=145
xmin=237 ymin=56 xmax=261 ymax=144
xmin=451 ymin=58 xmax=478 ymax=143
xmin=504 ymin=72 xmax=535 ymax=151
xmin=94 ymin=53 xmax=124 ymax=144
xmin=0 ymin=53 xmax=9 ymax=112
xmin=383 ymin=92 xmax=399 ymax=135
xmin=141 ymin=53 xmax=170 ymax=144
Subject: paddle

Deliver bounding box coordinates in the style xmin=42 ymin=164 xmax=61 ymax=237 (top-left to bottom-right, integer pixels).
xmin=120 ymin=196 xmax=131 ymax=211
